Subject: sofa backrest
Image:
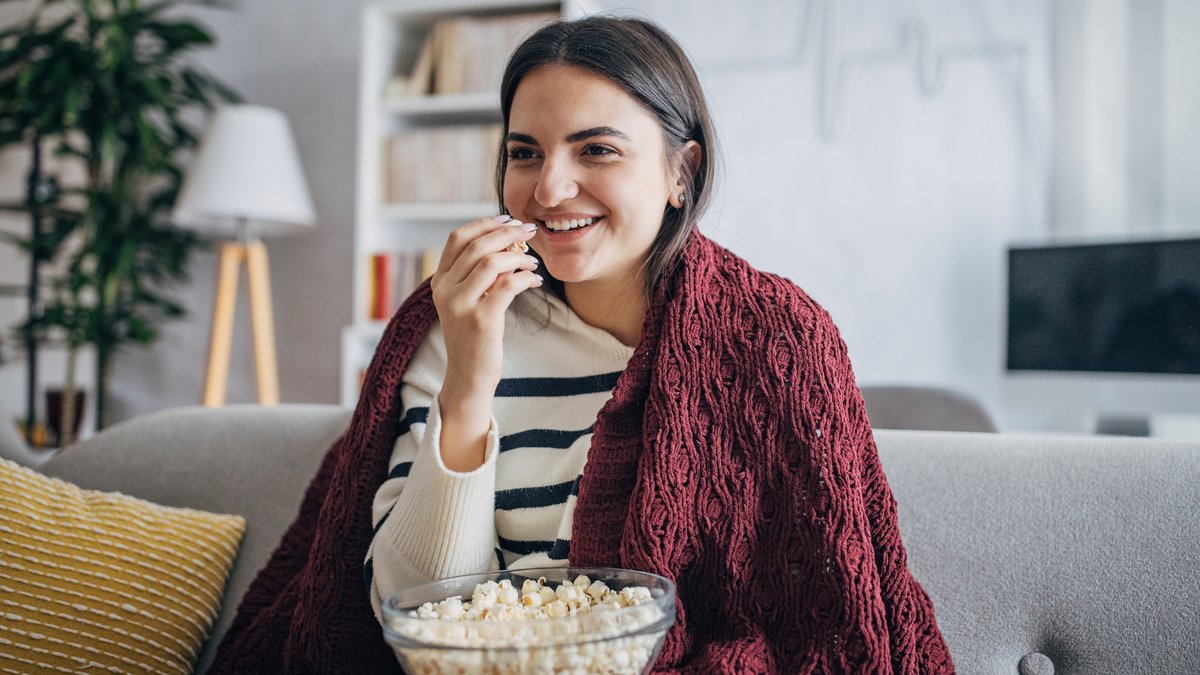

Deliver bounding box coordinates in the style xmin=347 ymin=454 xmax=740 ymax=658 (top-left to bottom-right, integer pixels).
xmin=40 ymin=404 xmax=351 ymax=674
xmin=37 ymin=406 xmax=1200 ymax=674
xmin=876 ymin=429 xmax=1200 ymax=674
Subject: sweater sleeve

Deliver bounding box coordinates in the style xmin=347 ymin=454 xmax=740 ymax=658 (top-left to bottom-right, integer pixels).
xmin=364 ymin=339 xmax=501 ymax=622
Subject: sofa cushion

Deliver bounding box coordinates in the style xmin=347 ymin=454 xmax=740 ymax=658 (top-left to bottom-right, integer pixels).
xmin=0 ymin=458 xmax=244 ymax=673
xmin=39 ymin=404 xmax=352 ymax=673
xmin=876 ymin=429 xmax=1200 ymax=674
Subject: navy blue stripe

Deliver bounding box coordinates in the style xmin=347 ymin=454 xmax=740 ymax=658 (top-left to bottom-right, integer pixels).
xmin=498 ymin=535 xmax=554 ymax=556
xmin=397 ymin=406 xmax=429 ymax=437
xmin=495 ymin=547 xmax=507 ymax=571
xmin=387 ymin=406 xmax=427 ymax=482
xmin=547 ymin=538 xmax=570 ymax=560
xmin=363 ymin=557 xmax=374 ymax=591
xmin=372 ymin=503 xmax=396 ymax=537
xmin=499 ymin=427 xmax=593 ymax=453
xmin=495 ymin=479 xmax=576 ymax=511
xmin=494 ymin=371 xmax=622 ymax=397
xmin=388 ymin=461 xmax=413 ymax=481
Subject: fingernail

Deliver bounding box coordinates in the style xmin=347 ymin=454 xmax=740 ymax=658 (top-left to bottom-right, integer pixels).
xmin=520 ymin=222 xmax=537 ymax=233
xmin=526 ymin=256 xmax=539 ymax=266
xmin=533 ymin=274 xmax=544 ymax=283
xmin=494 ymin=214 xmax=513 ymax=223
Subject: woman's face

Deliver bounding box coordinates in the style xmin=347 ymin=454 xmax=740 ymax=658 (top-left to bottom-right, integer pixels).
xmin=503 ymin=64 xmax=682 ymax=290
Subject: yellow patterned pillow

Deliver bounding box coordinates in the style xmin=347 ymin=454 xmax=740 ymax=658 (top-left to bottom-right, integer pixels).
xmin=0 ymin=458 xmax=245 ymax=674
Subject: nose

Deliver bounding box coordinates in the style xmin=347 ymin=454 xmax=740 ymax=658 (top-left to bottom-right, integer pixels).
xmin=533 ymin=155 xmax=579 ymax=207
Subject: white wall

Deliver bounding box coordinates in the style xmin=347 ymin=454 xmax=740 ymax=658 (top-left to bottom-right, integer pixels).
xmin=1 ymin=0 xmax=1197 ymax=433
xmin=606 ymin=0 xmax=1052 ymax=429
xmin=1165 ymin=0 xmax=1200 ymax=233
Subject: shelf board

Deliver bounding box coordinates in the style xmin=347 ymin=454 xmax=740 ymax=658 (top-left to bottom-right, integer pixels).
xmin=382 ymin=92 xmax=501 ymax=121
xmin=377 ymin=202 xmax=497 ymax=221
xmin=347 ymin=321 xmax=389 ymax=336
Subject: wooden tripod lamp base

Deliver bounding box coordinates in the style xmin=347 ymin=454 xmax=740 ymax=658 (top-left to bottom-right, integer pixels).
xmin=174 ymin=105 xmax=314 ymax=405
xmin=203 ymin=240 xmax=280 ymax=406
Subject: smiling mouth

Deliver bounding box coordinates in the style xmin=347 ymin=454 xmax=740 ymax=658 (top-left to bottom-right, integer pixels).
xmin=541 ymin=216 xmax=600 ymax=232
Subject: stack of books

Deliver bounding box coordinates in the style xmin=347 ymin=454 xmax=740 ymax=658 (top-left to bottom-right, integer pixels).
xmin=380 ymin=124 xmax=502 ymax=204
xmin=386 ymin=11 xmax=559 ymax=98
xmin=367 ymin=249 xmax=440 ymax=321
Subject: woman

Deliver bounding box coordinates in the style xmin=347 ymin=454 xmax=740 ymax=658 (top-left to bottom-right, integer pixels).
xmin=362 ymin=16 xmax=708 ymax=604
xmin=212 ymin=17 xmax=953 ymax=675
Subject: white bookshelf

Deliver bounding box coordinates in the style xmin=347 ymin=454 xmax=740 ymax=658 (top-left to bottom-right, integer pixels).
xmin=342 ymin=0 xmax=587 ymax=407
xmin=382 ymin=91 xmax=499 ymax=117
xmin=377 ymin=202 xmax=500 ymax=221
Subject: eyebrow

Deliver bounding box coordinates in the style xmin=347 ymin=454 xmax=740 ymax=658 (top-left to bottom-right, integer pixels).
xmin=505 ymin=126 xmax=631 ymax=146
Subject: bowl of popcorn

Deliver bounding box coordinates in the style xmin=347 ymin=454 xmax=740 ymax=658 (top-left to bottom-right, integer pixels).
xmin=381 ymin=566 xmax=676 ymax=675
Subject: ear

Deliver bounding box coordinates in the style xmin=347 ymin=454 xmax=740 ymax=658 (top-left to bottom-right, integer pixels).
xmin=668 ymin=140 xmax=702 ymax=208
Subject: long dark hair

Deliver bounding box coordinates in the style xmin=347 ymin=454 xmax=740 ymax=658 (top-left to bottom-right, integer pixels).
xmin=497 ymin=16 xmax=719 ymax=297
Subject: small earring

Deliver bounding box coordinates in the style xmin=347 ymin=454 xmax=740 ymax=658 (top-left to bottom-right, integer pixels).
xmin=678 ymin=193 xmax=686 ymax=204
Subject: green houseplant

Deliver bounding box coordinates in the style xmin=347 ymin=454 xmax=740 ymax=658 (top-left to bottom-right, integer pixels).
xmin=0 ymin=0 xmax=239 ymax=436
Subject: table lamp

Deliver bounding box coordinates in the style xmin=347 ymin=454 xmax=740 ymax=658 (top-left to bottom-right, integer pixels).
xmin=172 ymin=104 xmax=315 ymax=406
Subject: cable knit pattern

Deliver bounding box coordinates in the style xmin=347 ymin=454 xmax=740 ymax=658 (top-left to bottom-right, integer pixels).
xmin=209 ymin=233 xmax=953 ymax=674
xmin=572 ymin=236 xmax=953 ymax=673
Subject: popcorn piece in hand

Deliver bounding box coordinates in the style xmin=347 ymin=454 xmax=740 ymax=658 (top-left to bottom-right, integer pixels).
xmin=506 ymin=220 xmax=530 ymax=253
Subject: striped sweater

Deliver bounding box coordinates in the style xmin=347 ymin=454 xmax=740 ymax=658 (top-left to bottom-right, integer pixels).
xmin=365 ymin=287 xmax=634 ymax=618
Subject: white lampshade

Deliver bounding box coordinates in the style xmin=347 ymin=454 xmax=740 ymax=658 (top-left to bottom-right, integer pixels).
xmin=173 ymin=104 xmax=315 ymax=237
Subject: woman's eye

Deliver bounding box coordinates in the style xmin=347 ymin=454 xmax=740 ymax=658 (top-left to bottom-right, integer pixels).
xmin=583 ymin=145 xmax=616 ymax=157
xmin=507 ymin=147 xmax=537 ymax=161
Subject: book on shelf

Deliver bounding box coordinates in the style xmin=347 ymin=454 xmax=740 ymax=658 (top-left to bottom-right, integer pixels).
xmin=385 ymin=11 xmax=559 ymax=99
xmin=421 ymin=248 xmax=439 ymax=281
xmin=370 ymin=253 xmax=394 ymax=321
xmin=366 ymin=248 xmax=442 ymax=321
xmin=382 ymin=124 xmax=503 ymax=204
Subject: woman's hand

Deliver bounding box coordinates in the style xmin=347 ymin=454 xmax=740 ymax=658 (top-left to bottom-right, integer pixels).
xmin=429 ymin=215 xmax=540 ymax=471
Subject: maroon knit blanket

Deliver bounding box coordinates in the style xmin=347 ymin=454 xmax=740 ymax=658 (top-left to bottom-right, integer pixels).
xmin=210 ymin=233 xmax=954 ymax=674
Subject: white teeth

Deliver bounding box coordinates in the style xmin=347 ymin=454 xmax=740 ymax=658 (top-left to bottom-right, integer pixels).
xmin=544 ymin=217 xmax=595 ymax=232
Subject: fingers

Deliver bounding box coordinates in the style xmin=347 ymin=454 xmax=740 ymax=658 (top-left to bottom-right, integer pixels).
xmin=432 ymin=247 xmax=539 ymax=316
xmin=437 ymin=215 xmax=508 ymax=275
xmin=438 ymin=215 xmax=536 ymax=279
xmin=479 ymin=269 xmax=544 ymax=313
xmin=456 ymin=250 xmax=540 ymax=301
xmin=431 ymin=215 xmax=542 ymax=328
xmin=432 ymin=267 xmax=542 ymax=338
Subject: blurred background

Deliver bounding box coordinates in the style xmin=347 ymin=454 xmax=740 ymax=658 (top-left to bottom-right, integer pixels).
xmin=1 ymin=0 xmax=1197 ymax=441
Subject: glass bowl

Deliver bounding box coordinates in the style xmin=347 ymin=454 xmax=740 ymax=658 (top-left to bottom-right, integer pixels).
xmin=381 ymin=566 xmax=676 ymax=675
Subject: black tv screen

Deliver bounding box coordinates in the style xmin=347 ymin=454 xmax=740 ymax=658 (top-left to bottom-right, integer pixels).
xmin=1007 ymin=238 xmax=1200 ymax=375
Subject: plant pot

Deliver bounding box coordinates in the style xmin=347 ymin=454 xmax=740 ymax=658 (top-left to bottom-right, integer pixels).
xmin=45 ymin=388 xmax=86 ymax=447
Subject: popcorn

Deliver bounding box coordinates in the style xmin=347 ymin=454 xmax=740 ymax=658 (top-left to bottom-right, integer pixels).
xmin=498 ymin=584 xmax=519 ymax=606
xmin=506 ymin=220 xmax=530 ymax=254
xmin=587 ymin=580 xmax=610 ymax=600
xmin=387 ymin=574 xmax=669 ymax=675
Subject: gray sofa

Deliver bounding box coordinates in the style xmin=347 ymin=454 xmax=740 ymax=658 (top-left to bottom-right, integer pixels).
xmin=35 ymin=404 xmax=1200 ymax=674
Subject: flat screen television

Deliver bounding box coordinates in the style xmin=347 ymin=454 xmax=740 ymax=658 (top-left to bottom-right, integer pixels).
xmin=1006 ymin=238 xmax=1200 ymax=376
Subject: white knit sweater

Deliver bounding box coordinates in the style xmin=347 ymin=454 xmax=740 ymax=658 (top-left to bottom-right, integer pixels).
xmin=365 ymin=287 xmax=634 ymax=618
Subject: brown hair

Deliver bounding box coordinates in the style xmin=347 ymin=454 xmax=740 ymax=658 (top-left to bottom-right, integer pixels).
xmin=496 ymin=16 xmax=718 ymax=297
